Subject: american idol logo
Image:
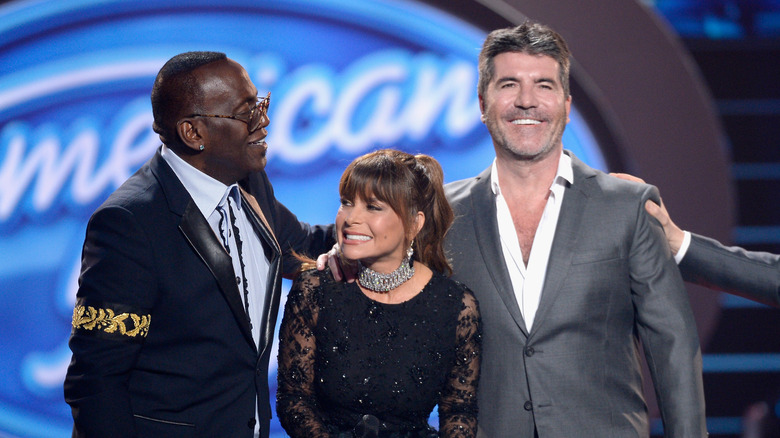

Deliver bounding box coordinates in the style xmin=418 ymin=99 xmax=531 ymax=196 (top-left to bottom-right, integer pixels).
xmin=0 ymin=48 xmax=482 ymax=226
xmin=0 ymin=0 xmax=601 ymax=436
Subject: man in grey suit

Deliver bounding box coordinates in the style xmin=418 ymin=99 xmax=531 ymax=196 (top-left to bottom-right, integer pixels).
xmin=444 ymin=22 xmax=707 ymax=437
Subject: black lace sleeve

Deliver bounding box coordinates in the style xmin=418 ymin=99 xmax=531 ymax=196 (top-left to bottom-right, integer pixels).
xmin=276 ymin=270 xmax=331 ymax=438
xmin=438 ymin=286 xmax=481 ymax=438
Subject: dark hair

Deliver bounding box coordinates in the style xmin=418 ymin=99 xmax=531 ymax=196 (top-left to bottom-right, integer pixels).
xmin=339 ymin=149 xmax=454 ymax=275
xmin=478 ymin=21 xmax=571 ymax=97
xmin=150 ymin=51 xmax=227 ymax=149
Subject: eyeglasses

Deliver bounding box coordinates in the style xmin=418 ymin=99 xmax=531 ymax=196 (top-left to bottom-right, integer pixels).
xmin=189 ymin=91 xmax=271 ymax=133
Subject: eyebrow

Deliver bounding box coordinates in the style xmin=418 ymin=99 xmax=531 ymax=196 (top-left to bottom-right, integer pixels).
xmin=496 ymin=76 xmax=558 ymax=85
xmin=496 ymin=76 xmax=518 ymax=84
xmin=536 ymin=77 xmax=558 ymax=85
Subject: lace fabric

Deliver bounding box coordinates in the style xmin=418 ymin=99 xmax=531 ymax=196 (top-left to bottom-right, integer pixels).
xmin=277 ymin=268 xmax=481 ymax=438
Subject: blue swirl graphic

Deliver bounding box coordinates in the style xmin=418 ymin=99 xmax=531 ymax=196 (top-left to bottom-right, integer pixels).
xmin=0 ymin=0 xmax=604 ymax=436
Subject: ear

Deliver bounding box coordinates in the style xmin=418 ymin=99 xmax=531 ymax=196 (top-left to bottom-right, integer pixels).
xmin=478 ymin=94 xmax=486 ymax=123
xmin=412 ymin=211 xmax=425 ymax=238
xmin=176 ymin=118 xmax=206 ymax=153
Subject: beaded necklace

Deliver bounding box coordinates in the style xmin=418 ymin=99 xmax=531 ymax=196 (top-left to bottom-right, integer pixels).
xmin=357 ymin=256 xmax=415 ymax=293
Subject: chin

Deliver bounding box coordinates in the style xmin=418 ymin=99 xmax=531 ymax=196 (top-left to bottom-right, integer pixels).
xmin=249 ymin=156 xmax=267 ymax=171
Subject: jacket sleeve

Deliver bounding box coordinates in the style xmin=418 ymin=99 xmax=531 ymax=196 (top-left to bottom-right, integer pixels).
xmin=630 ymin=186 xmax=707 ymax=437
xmin=680 ymin=233 xmax=780 ymax=308
xmin=243 ymin=171 xmax=336 ymax=277
xmin=64 ymin=204 xmax=158 ymax=438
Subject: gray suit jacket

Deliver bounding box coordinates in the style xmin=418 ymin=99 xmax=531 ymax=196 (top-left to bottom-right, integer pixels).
xmin=444 ymin=152 xmax=706 ymax=437
xmin=681 ymin=233 xmax=780 ymax=307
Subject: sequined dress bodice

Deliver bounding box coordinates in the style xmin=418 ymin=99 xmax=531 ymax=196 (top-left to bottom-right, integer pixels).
xmin=276 ymin=268 xmax=481 ymax=438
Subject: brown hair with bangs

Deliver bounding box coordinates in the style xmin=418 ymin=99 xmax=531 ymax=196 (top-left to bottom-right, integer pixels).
xmin=339 ymin=149 xmax=454 ymax=275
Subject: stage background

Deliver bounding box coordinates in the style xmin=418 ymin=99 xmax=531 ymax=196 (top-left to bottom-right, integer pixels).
xmin=0 ymin=0 xmax=777 ymax=437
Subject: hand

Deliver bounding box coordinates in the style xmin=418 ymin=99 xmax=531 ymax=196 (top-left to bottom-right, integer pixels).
xmin=643 ymin=196 xmax=684 ymax=256
xmin=316 ymin=243 xmax=358 ymax=282
xmin=610 ymin=173 xmax=685 ymax=256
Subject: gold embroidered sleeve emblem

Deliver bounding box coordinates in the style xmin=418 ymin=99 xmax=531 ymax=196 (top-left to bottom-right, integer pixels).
xmin=72 ymin=305 xmax=151 ymax=338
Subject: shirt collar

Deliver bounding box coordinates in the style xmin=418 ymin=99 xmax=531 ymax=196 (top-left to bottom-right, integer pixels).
xmin=490 ymin=150 xmax=573 ymax=197
xmin=160 ymin=145 xmax=236 ymax=217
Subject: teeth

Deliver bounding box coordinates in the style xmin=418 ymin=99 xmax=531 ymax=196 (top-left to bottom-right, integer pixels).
xmin=512 ymin=119 xmax=541 ymax=125
xmin=346 ymin=234 xmax=371 ymax=241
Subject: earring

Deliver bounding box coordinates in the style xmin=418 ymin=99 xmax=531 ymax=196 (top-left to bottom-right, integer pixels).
xmin=480 ymin=114 xmax=486 ymax=123
xmin=406 ymin=240 xmax=414 ymax=259
xmin=199 ymin=144 xmax=205 ymax=151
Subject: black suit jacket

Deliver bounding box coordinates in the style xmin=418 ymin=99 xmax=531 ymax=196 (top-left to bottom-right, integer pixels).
xmin=681 ymin=232 xmax=780 ymax=308
xmin=64 ymin=148 xmax=333 ymax=438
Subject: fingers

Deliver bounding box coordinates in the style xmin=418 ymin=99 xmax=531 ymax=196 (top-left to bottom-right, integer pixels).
xmin=610 ymin=172 xmax=646 ymax=184
xmin=333 ymin=245 xmax=359 ymax=283
xmin=644 ymin=199 xmax=663 ymax=220
xmin=644 ymin=199 xmax=684 ymax=255
xmin=327 ymin=248 xmax=345 ymax=282
xmin=316 ymin=243 xmax=359 ymax=283
xmin=316 ymin=253 xmax=328 ymax=270
xmin=644 ymin=198 xmax=670 ymax=226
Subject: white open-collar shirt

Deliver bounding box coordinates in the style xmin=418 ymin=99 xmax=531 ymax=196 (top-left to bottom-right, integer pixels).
xmin=491 ymin=151 xmax=573 ymax=331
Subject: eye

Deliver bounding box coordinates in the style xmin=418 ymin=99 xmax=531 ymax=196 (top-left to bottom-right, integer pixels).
xmin=365 ymin=198 xmax=387 ymax=211
xmin=340 ymin=198 xmax=353 ymax=207
xmin=236 ymin=106 xmax=254 ymax=117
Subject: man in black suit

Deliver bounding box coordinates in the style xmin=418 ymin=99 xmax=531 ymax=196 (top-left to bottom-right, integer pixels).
xmin=645 ymin=191 xmax=779 ymax=307
xmin=614 ymin=173 xmax=779 ymax=308
xmin=64 ymin=51 xmax=333 ymax=438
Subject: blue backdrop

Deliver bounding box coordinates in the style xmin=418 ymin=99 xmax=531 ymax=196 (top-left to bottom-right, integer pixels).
xmin=0 ymin=0 xmax=604 ymax=436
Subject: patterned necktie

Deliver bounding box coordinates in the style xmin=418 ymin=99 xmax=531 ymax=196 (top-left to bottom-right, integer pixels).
xmin=217 ymin=186 xmax=252 ymax=330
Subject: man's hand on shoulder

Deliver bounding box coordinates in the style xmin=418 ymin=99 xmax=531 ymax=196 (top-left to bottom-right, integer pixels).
xmin=316 ymin=243 xmax=358 ymax=282
xmin=610 ymin=172 xmax=685 ymax=256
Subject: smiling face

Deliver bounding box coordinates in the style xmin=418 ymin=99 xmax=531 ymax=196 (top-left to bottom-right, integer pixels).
xmin=480 ymin=51 xmax=571 ymax=163
xmin=335 ymin=194 xmax=423 ymax=273
xmin=189 ymin=59 xmax=270 ymax=185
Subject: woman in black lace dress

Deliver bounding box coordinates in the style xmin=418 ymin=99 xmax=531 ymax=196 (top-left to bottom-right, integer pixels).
xmin=276 ymin=149 xmax=481 ymax=438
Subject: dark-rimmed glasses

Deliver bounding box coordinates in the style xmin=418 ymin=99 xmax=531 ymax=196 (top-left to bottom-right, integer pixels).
xmin=189 ymin=91 xmax=271 ymax=133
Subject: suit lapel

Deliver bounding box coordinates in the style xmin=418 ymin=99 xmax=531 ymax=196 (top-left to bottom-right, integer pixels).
xmin=239 ymin=188 xmax=282 ymax=358
xmin=150 ymin=150 xmax=256 ymax=349
xmin=470 ymin=168 xmax=530 ymax=336
xmin=179 ymin=202 xmax=256 ymax=348
xmin=530 ymin=153 xmax=593 ymax=335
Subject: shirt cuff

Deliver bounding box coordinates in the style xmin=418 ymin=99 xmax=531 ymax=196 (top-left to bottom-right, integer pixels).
xmin=674 ymin=231 xmax=692 ymax=264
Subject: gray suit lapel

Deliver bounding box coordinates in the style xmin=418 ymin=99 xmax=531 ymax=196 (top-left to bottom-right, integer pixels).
xmin=470 ymin=168 xmax=529 ymax=336
xmin=530 ymin=153 xmax=594 ymax=335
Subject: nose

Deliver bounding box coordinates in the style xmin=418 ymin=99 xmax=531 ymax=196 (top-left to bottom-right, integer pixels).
xmin=344 ymin=207 xmax=362 ymax=225
xmin=253 ymin=111 xmax=270 ymax=134
xmin=514 ymin=85 xmax=538 ymax=109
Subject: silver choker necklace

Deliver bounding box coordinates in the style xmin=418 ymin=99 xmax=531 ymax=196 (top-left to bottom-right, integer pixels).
xmin=357 ymin=256 xmax=415 ymax=293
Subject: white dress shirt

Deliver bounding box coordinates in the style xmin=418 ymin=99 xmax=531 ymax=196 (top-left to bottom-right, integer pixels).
xmin=491 ymin=152 xmax=573 ymax=331
xmin=161 ymin=146 xmax=268 ymax=437
xmin=675 ymin=231 xmax=693 ymax=264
